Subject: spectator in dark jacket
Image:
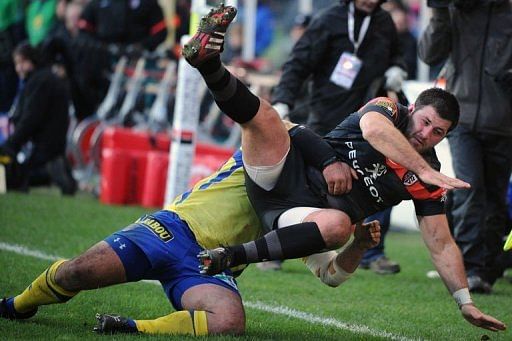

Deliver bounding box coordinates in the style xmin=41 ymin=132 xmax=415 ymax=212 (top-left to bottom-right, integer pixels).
xmin=75 ymin=0 xmax=168 ymax=117
xmin=272 ymin=0 xmax=407 ymax=136
xmin=0 ymin=0 xmax=25 ymax=115
xmin=419 ymin=0 xmax=512 ymax=293
xmin=0 ymin=42 xmax=76 ymax=194
xmin=41 ymin=0 xmax=96 ymax=120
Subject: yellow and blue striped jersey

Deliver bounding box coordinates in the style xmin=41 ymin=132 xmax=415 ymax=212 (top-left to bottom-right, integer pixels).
xmin=166 ymin=150 xmax=262 ymax=250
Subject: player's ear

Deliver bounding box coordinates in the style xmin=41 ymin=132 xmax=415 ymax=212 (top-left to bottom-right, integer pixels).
xmin=408 ymin=103 xmax=415 ymax=115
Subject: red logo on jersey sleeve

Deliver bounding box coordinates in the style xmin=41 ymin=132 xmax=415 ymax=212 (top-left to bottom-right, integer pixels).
xmin=386 ymin=159 xmax=446 ymax=201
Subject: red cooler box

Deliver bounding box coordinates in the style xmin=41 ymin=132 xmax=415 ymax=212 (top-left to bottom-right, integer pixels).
xmin=100 ymin=126 xmax=235 ymax=207
xmin=100 ymin=148 xmax=149 ymax=205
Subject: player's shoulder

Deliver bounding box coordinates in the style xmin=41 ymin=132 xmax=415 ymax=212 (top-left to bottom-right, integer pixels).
xmin=360 ymin=97 xmax=399 ymax=120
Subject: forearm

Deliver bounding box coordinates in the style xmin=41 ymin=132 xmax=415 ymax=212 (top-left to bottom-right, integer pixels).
xmin=419 ymin=215 xmax=468 ymax=294
xmin=334 ymin=240 xmax=366 ymax=274
xmin=430 ymin=239 xmax=468 ymax=294
xmin=289 ymin=125 xmax=338 ymax=170
xmin=361 ymin=113 xmax=430 ymax=175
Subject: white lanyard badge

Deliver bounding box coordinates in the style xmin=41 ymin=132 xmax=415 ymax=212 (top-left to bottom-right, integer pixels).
xmin=348 ymin=2 xmax=371 ymax=55
xmin=329 ymin=3 xmax=372 ymax=89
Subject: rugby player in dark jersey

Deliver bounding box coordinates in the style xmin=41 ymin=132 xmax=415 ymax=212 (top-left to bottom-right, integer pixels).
xmin=182 ymin=4 xmax=505 ymax=332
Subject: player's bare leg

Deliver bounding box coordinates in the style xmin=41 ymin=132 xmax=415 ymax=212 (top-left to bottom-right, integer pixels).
xmin=182 ymin=4 xmax=289 ymax=168
xmin=302 ymin=209 xmax=353 ymax=249
xmin=55 ymin=241 xmax=126 ymax=290
xmin=1 ymin=241 xmax=126 ymax=320
xmin=180 ymin=284 xmax=245 ymax=335
xmin=94 ymin=284 xmax=244 ymax=336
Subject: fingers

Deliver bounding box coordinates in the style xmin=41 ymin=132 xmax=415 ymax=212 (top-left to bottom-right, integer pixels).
xmin=328 ymin=181 xmax=335 ymax=195
xmin=345 ymin=170 xmax=353 ymax=192
xmin=450 ymin=178 xmax=470 ymax=189
xmin=439 ymin=174 xmax=470 ymax=190
xmin=421 ymin=169 xmax=471 ymax=190
xmin=329 ymin=179 xmax=347 ymax=195
xmin=350 ymin=167 xmax=359 ymax=180
xmin=326 ymin=164 xmax=354 ymax=195
xmin=337 ymin=177 xmax=348 ymax=194
xmin=465 ymin=308 xmax=507 ymax=331
xmin=478 ymin=315 xmax=506 ymax=331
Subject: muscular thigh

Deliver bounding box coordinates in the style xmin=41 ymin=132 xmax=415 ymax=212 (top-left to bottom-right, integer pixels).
xmin=241 ymin=98 xmax=290 ymax=167
xmin=245 ymin=144 xmax=326 ymax=231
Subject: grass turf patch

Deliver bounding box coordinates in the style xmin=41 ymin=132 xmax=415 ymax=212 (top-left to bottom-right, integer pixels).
xmin=1 ymin=190 xmax=511 ymax=340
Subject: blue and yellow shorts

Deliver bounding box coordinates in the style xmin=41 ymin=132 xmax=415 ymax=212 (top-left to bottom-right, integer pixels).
xmin=104 ymin=210 xmax=239 ymax=310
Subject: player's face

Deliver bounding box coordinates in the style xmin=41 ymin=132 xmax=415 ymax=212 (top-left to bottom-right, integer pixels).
xmin=13 ymin=54 xmax=35 ymax=80
xmin=406 ymin=105 xmax=451 ymax=152
xmin=354 ymin=0 xmax=381 ymax=14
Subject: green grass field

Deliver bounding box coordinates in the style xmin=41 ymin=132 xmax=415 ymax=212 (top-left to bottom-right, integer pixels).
xmin=1 ymin=190 xmax=511 ymax=340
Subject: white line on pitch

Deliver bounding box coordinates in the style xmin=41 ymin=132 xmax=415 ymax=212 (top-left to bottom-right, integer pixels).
xmin=0 ymin=241 xmax=420 ymax=341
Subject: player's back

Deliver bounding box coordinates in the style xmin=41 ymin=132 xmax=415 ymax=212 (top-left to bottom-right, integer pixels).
xmin=167 ymin=150 xmax=262 ymax=250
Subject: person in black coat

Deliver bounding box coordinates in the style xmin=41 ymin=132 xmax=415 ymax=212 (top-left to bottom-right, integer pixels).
xmin=0 ymin=42 xmax=76 ymax=195
xmin=74 ymin=0 xmax=168 ymax=115
xmin=272 ymin=0 xmax=407 ymax=136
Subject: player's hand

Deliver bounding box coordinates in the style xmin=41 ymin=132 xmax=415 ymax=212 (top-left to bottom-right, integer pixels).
xmin=353 ymin=220 xmax=381 ymax=250
xmin=417 ymin=168 xmax=470 ymax=190
xmin=460 ymin=304 xmax=507 ymax=331
xmin=323 ymin=161 xmax=358 ymax=195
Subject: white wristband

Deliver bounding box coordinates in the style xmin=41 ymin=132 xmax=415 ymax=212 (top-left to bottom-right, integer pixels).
xmin=452 ymin=288 xmax=473 ymax=309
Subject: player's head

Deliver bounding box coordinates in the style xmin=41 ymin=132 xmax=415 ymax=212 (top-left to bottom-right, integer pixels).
xmin=406 ymin=88 xmax=459 ymax=152
xmin=414 ymin=88 xmax=459 ymax=131
xmin=346 ymin=0 xmax=386 ymax=14
xmin=12 ymin=42 xmax=39 ymax=80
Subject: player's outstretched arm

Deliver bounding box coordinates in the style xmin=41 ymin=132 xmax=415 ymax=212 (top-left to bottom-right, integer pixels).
xmin=418 ymin=214 xmax=506 ymax=331
xmin=359 ymin=112 xmax=470 ymax=190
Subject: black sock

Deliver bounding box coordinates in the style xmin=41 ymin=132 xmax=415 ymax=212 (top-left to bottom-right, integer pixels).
xmin=197 ymin=56 xmax=260 ymax=124
xmin=228 ymin=222 xmax=327 ymax=267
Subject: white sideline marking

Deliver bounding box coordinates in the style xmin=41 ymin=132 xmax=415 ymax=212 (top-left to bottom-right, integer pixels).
xmin=0 ymin=241 xmax=419 ymax=341
xmin=244 ymin=301 xmax=419 ymax=341
xmin=0 ymin=242 xmax=61 ymax=261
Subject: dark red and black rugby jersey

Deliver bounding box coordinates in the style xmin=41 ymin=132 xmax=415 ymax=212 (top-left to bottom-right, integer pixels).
xmin=315 ymin=97 xmax=446 ymax=220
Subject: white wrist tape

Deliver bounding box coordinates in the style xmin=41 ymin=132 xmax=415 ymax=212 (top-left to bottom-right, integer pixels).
xmin=452 ymin=288 xmax=473 ymax=308
xmin=304 ymin=251 xmax=352 ymax=287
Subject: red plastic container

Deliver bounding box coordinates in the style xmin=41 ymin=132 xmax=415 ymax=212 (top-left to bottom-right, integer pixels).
xmin=100 ymin=126 xmax=235 ymax=207
xmin=140 ymin=151 xmax=170 ymax=208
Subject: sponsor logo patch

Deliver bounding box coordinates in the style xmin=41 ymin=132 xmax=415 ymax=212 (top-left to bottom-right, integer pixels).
xmin=136 ymin=215 xmax=174 ymax=242
xmin=364 ymin=163 xmax=387 ymax=180
xmin=370 ymin=97 xmax=398 ymax=119
xmin=402 ymin=171 xmax=418 ymax=186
